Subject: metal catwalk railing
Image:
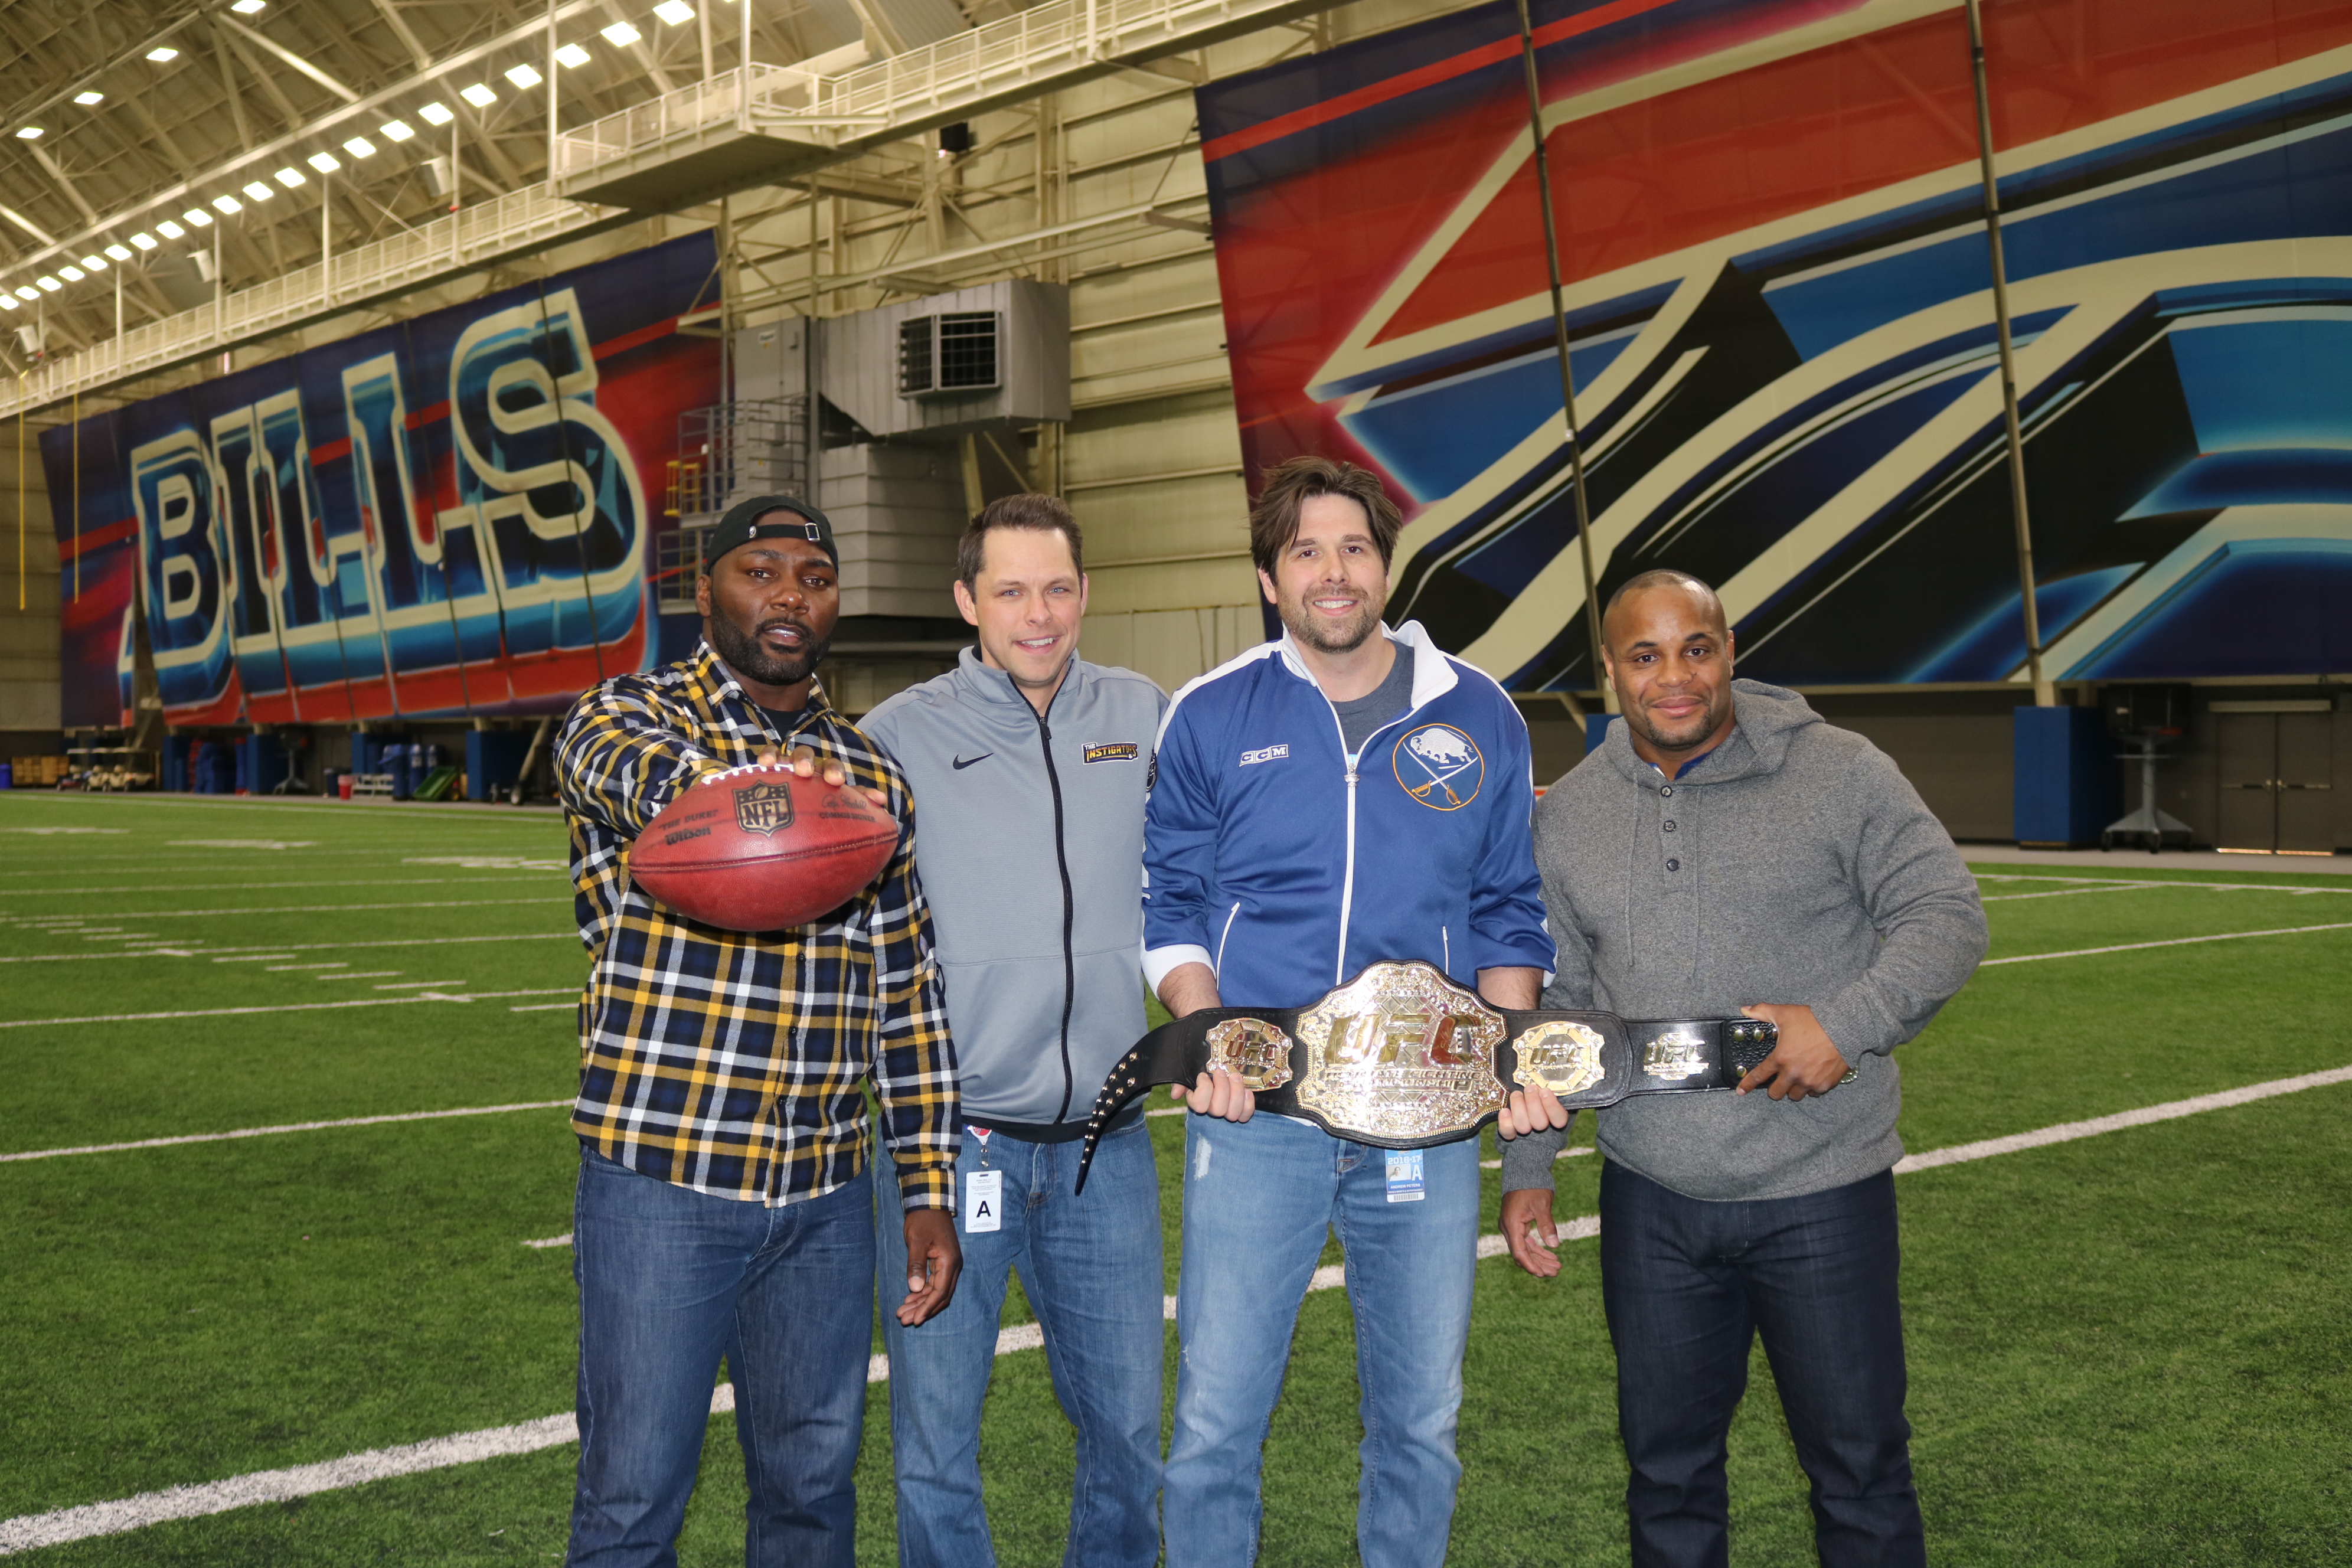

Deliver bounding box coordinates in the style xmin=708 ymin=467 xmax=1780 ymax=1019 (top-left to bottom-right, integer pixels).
xmin=554 ymin=0 xmax=1313 ymax=182
xmin=3 ymin=0 xmax=1320 ymax=422
xmin=1 ymin=185 xmax=618 ymax=422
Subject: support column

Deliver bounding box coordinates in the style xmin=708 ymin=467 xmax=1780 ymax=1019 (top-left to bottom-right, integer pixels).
xmin=1513 ymin=0 xmax=1611 ymax=711
xmin=1966 ymin=0 xmax=2055 ymax=708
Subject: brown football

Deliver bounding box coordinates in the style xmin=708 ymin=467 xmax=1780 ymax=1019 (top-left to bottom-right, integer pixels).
xmin=628 ymin=764 xmax=899 ymax=932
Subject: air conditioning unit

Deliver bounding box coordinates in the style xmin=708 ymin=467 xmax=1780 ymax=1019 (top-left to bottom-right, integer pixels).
xmin=818 ymin=280 xmax=1068 ymax=440
xmin=898 ymin=311 xmax=1001 ymax=398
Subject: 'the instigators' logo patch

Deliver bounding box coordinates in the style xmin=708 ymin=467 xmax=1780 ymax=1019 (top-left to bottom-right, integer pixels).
xmin=1084 ymin=742 xmax=1141 ymax=765
xmin=1394 ymin=724 xmax=1483 ymax=810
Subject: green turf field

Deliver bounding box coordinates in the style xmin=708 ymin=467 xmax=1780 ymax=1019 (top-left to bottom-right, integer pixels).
xmin=2 ymin=790 xmax=2348 ymax=1563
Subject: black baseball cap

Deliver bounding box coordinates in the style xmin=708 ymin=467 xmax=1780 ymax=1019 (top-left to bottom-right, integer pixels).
xmin=703 ymin=495 xmax=837 ymax=571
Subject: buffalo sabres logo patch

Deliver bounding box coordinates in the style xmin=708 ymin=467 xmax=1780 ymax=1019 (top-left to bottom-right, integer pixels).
xmin=1393 ymin=724 xmax=1483 ymax=811
xmin=733 ymin=780 xmax=796 ymax=837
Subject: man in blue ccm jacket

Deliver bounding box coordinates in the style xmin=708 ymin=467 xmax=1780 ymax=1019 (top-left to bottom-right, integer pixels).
xmin=1144 ymin=456 xmax=1556 ymax=1568
xmin=1497 ymin=570 xmax=1987 ymax=1568
xmin=861 ymin=493 xmax=1170 ymax=1568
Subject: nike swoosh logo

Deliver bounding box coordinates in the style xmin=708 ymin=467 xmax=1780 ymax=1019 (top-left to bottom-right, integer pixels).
xmin=952 ymin=753 xmax=992 ymax=770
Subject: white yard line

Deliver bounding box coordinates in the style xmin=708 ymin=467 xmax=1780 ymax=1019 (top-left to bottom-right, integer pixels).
xmin=0 ymin=898 xmax=552 ymax=922
xmin=1 ymin=934 xmax=576 ymax=965
xmin=0 ymin=989 xmax=578 ymax=1030
xmin=0 ymin=1101 xmax=573 ymax=1164
xmin=509 ymin=1002 xmax=577 ymax=1012
xmin=1481 ymin=1146 xmax=1595 ymax=1170
xmin=1974 ymin=874 xmax=2350 ymax=896
xmin=4 ymin=1064 xmax=2347 ymax=1553
xmin=0 ymin=877 xmax=556 ymax=900
xmin=1891 ymin=1064 xmax=2352 ymax=1172
xmin=1983 ymin=921 xmax=2352 ymax=965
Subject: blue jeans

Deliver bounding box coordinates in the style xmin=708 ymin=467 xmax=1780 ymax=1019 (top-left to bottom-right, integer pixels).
xmin=1162 ymin=1114 xmax=1480 ymax=1568
xmin=877 ymin=1117 xmax=1165 ymax=1568
xmin=569 ymin=1147 xmax=874 ymax=1568
xmin=1600 ymin=1162 xmax=1924 ymax=1568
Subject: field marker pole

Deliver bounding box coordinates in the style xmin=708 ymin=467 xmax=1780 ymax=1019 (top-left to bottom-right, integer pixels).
xmin=1512 ymin=0 xmax=1610 ymax=711
xmin=1965 ymin=0 xmax=2054 ymax=708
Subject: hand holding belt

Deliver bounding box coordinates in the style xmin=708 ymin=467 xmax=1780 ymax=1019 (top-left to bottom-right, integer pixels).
xmin=1074 ymin=960 xmax=1777 ymax=1192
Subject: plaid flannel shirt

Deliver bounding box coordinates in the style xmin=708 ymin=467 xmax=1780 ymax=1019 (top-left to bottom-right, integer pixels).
xmin=556 ymin=641 xmax=958 ymax=1211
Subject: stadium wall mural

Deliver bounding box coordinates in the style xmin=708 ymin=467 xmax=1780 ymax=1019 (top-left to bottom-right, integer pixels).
xmin=43 ymin=231 xmax=721 ymax=730
xmin=1197 ymin=0 xmax=2352 ymax=691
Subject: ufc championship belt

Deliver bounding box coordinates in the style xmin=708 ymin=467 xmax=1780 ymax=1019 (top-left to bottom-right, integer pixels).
xmin=1074 ymin=960 xmax=1777 ymax=1192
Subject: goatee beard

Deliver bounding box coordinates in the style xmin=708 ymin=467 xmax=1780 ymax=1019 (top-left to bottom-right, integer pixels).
xmin=708 ymin=612 xmax=831 ymax=690
xmin=1280 ymin=592 xmax=1383 ymax=656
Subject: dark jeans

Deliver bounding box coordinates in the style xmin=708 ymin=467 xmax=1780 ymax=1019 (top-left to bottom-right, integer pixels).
xmin=569 ymin=1147 xmax=874 ymax=1568
xmin=1600 ymin=1162 xmax=1924 ymax=1568
xmin=876 ymin=1118 xmax=1165 ymax=1568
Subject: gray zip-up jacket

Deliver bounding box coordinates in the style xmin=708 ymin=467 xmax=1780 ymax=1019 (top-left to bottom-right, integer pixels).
xmin=1500 ymin=680 xmax=1987 ymax=1201
xmin=863 ymin=648 xmax=1168 ymax=1132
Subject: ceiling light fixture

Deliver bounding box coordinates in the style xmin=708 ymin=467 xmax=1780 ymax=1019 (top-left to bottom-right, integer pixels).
xmin=555 ymin=43 xmax=591 ymax=68
xmin=654 ymin=1 xmax=696 ymax=24
xmin=380 ymin=119 xmax=416 ymax=141
xmin=273 ymin=166 xmax=305 ymax=187
xmin=146 ymin=47 xmax=179 ymax=62
xmin=213 ymin=194 xmax=241 ymax=213
xmin=0 ymin=296 xmax=16 ymax=312
xmin=505 ymin=64 xmax=543 ymax=90
xmin=600 ymin=21 xmax=642 ymax=45
xmin=80 ymin=254 xmax=106 ymax=270
xmin=242 ymin=181 xmax=273 ymax=201
xmin=231 ymin=0 xmax=267 ymax=12
xmin=342 ymin=136 xmax=375 ymax=158
xmin=14 ymin=127 xmax=43 ymax=140
xmin=153 ymin=224 xmax=182 ymax=241
xmin=74 ymin=91 xmax=104 ymax=106
xmin=183 ymin=208 xmax=213 ymax=226
xmin=12 ymin=287 xmax=38 ymax=302
xmin=104 ymin=243 xmax=133 ymax=259
xmin=59 ymin=266 xmax=84 ymax=281
xmin=309 ymin=151 xmax=341 ymax=172
xmin=459 ymin=83 xmax=496 ymax=108
xmin=417 ymin=102 xmax=453 ymax=126
xmin=130 ymin=232 xmax=159 ymax=249
xmin=35 ymin=276 xmax=60 ymax=292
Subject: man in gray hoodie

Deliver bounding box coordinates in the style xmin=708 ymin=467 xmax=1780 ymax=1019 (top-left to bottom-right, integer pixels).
xmin=1497 ymin=569 xmax=1986 ymax=1568
xmin=861 ymin=494 xmax=1169 ymax=1568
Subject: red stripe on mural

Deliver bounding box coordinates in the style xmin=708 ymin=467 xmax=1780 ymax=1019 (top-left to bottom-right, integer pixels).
xmin=593 ymin=315 xmax=682 ymax=360
xmin=58 ymin=519 xmax=135 ymax=561
xmin=303 ymin=316 xmax=678 ymax=467
xmin=1201 ymin=0 xmax=1676 ymax=164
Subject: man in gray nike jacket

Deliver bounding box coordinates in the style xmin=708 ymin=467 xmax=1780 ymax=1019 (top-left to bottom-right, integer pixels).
xmin=1496 ymin=569 xmax=1986 ymax=1568
xmin=861 ymin=494 xmax=1168 ymax=1568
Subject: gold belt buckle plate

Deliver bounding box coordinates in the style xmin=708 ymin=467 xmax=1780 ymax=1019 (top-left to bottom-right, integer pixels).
xmin=1204 ymin=1016 xmax=1294 ymax=1091
xmin=1293 ymin=961 xmax=1509 ymax=1141
xmin=1511 ymin=1020 xmax=1608 ymax=1098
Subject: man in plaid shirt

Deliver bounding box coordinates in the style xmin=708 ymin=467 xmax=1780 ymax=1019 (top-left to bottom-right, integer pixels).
xmin=556 ymin=494 xmax=962 ymax=1568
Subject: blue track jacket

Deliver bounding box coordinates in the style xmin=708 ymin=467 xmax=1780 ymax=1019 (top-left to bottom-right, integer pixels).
xmin=1142 ymin=621 xmax=1554 ymax=1010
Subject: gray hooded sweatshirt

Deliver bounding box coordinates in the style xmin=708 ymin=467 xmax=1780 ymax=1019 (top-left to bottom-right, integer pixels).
xmin=1499 ymin=680 xmax=1987 ymax=1202
xmin=862 ymin=648 xmax=1167 ymax=1133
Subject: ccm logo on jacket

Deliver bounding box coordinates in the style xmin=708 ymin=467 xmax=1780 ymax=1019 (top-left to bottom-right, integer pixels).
xmin=1141 ymin=620 xmax=1555 ymax=1011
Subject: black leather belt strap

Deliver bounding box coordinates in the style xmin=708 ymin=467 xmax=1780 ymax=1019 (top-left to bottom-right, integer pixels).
xmin=1073 ymin=995 xmax=1776 ymax=1192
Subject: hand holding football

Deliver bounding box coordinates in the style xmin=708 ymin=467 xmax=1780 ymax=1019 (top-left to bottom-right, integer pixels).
xmin=629 ymin=763 xmax=899 ymax=931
